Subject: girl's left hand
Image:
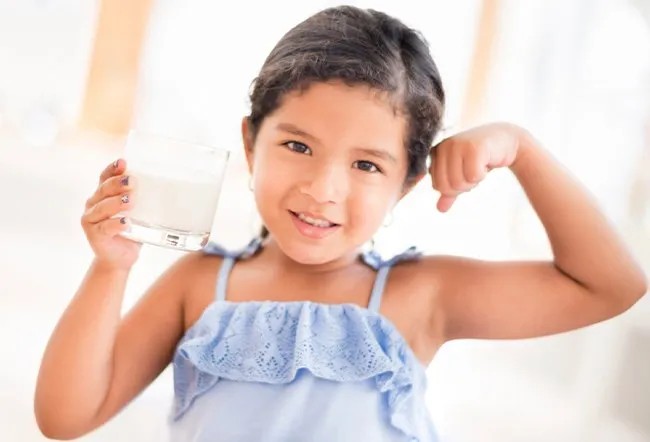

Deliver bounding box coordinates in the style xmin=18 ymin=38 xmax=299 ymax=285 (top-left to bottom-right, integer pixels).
xmin=429 ymin=122 xmax=521 ymax=212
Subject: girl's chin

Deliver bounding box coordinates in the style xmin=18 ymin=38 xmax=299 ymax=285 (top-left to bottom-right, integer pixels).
xmin=284 ymin=243 xmax=337 ymax=265
xmin=273 ymin=233 xmax=343 ymax=265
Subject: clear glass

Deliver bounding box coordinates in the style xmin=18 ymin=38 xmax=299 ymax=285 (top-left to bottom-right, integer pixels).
xmin=118 ymin=130 xmax=229 ymax=251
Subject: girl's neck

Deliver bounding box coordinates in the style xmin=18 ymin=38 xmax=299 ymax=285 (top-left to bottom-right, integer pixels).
xmin=257 ymin=236 xmax=364 ymax=275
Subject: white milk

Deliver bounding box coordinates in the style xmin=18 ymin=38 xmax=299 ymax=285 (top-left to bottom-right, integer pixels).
xmin=128 ymin=166 xmax=225 ymax=234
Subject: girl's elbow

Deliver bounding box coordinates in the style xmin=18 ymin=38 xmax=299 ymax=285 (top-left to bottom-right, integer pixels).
xmin=632 ymin=273 xmax=648 ymax=302
xmin=34 ymin=402 xmax=92 ymax=441
xmin=35 ymin=411 xmax=67 ymax=440
xmin=613 ymin=271 xmax=647 ymax=312
xmin=629 ymin=265 xmax=648 ymax=300
xmin=36 ymin=420 xmax=89 ymax=441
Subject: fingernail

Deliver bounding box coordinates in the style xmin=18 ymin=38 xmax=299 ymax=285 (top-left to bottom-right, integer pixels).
xmin=113 ymin=160 xmax=119 ymax=168
xmin=121 ymin=194 xmax=129 ymax=204
xmin=120 ymin=176 xmax=129 ymax=186
xmin=120 ymin=217 xmax=127 ymax=224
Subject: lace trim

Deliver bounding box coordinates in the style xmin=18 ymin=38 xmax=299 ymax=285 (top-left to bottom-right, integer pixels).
xmin=172 ymin=301 xmax=428 ymax=440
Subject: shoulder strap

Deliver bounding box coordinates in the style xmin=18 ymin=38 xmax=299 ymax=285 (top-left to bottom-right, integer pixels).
xmin=367 ymin=265 xmax=392 ymax=312
xmin=216 ymin=257 xmax=236 ymax=302
xmin=203 ymin=237 xmax=264 ymax=302
xmin=362 ymin=246 xmax=421 ymax=313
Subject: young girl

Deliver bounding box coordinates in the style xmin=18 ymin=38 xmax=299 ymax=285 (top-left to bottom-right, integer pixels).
xmin=35 ymin=5 xmax=646 ymax=442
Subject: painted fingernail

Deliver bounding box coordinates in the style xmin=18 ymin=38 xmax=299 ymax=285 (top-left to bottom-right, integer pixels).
xmin=113 ymin=160 xmax=119 ymax=168
xmin=120 ymin=176 xmax=129 ymax=186
xmin=120 ymin=217 xmax=127 ymax=224
xmin=121 ymin=194 xmax=129 ymax=204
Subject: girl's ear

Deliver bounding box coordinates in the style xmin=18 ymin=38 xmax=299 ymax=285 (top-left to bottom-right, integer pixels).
xmin=241 ymin=117 xmax=254 ymax=173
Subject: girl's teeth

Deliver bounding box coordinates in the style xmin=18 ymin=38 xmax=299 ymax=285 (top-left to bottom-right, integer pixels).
xmin=297 ymin=212 xmax=333 ymax=228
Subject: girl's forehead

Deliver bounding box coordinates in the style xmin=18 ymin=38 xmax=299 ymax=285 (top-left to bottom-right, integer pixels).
xmin=263 ymin=82 xmax=407 ymax=153
xmin=278 ymin=81 xmax=399 ymax=115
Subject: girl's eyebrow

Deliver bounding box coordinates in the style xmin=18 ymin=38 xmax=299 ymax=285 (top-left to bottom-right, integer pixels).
xmin=354 ymin=147 xmax=397 ymax=164
xmin=275 ymin=122 xmax=398 ymax=164
xmin=276 ymin=122 xmax=318 ymax=142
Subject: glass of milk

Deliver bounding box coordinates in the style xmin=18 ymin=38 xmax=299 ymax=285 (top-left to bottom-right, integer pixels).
xmin=118 ymin=130 xmax=229 ymax=251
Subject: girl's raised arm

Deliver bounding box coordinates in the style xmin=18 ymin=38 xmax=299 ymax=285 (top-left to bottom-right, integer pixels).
xmin=423 ymin=123 xmax=647 ymax=341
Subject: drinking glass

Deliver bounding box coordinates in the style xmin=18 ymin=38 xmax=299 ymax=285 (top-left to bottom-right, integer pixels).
xmin=118 ymin=130 xmax=229 ymax=251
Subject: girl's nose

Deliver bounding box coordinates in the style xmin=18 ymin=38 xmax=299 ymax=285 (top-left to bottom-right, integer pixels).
xmin=299 ymin=163 xmax=349 ymax=204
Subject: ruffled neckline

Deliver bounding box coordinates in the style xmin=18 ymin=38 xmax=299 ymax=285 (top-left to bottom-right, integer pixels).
xmin=172 ymin=300 xmax=431 ymax=440
xmin=187 ymin=298 xmax=428 ymax=372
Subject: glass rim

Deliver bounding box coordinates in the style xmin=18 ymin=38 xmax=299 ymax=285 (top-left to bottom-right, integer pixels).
xmin=126 ymin=129 xmax=230 ymax=158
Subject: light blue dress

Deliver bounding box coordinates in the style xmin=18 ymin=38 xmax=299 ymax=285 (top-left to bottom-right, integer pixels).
xmin=168 ymin=238 xmax=439 ymax=441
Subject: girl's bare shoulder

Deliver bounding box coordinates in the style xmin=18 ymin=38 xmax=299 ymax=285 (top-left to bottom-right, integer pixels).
xmin=175 ymin=250 xmax=227 ymax=332
xmin=380 ymin=255 xmax=449 ymax=365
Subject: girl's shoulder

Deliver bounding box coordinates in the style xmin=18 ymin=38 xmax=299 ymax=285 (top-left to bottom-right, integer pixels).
xmin=167 ymin=249 xmax=228 ymax=334
xmin=366 ymin=248 xmax=450 ymax=364
xmin=399 ymin=251 xmax=480 ymax=289
xmin=176 ymin=239 xmax=269 ymax=335
xmin=367 ymin=246 xmax=449 ymax=292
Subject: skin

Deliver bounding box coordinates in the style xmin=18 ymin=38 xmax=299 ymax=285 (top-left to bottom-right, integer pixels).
xmin=34 ymin=81 xmax=647 ymax=439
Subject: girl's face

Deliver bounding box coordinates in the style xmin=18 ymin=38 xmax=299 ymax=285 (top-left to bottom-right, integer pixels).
xmin=243 ymin=81 xmax=414 ymax=265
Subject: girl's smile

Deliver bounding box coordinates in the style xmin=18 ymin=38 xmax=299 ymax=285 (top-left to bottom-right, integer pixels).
xmin=289 ymin=210 xmax=341 ymax=239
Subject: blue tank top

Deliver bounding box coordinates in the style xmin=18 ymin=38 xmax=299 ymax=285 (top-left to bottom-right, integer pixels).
xmin=168 ymin=238 xmax=439 ymax=441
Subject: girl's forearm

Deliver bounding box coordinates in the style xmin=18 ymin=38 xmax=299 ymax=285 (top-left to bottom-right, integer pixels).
xmin=509 ymin=125 xmax=647 ymax=300
xmin=34 ymin=260 xmax=130 ymax=438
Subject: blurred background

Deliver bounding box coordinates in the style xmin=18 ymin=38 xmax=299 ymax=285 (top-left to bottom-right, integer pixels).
xmin=1 ymin=0 xmax=649 ymax=440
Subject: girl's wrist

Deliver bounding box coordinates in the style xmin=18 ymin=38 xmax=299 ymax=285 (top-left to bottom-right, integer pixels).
xmin=508 ymin=124 xmax=539 ymax=175
xmin=91 ymin=258 xmax=133 ymax=277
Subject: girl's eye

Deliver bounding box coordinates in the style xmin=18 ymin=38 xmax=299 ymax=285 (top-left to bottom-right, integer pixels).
xmin=353 ymin=160 xmax=381 ymax=173
xmin=283 ymin=141 xmax=312 ymax=155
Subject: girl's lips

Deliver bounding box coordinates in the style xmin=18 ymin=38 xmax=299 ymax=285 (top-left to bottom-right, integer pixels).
xmin=289 ymin=211 xmax=340 ymax=239
xmin=289 ymin=211 xmax=340 ymax=226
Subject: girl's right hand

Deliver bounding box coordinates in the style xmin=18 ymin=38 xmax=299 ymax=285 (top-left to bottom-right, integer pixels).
xmin=81 ymin=159 xmax=142 ymax=271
